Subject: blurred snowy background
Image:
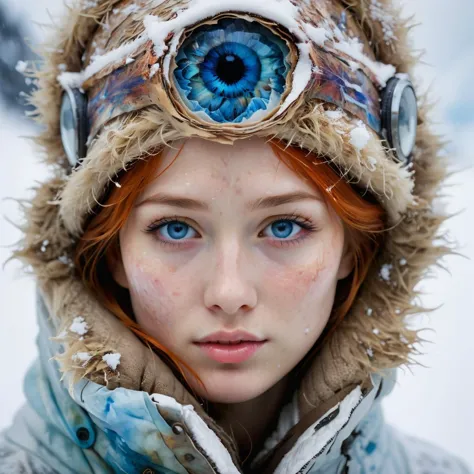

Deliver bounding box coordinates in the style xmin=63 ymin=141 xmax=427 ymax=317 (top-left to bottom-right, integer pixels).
xmin=0 ymin=0 xmax=473 ymax=468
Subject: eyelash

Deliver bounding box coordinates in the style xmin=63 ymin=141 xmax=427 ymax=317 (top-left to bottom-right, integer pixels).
xmin=145 ymin=213 xmax=319 ymax=249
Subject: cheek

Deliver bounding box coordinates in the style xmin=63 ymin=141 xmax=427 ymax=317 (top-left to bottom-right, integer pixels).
xmin=264 ymin=239 xmax=343 ymax=316
xmin=125 ymin=259 xmax=176 ymax=333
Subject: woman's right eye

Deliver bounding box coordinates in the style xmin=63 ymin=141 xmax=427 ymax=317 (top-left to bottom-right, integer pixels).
xmin=145 ymin=217 xmax=200 ymax=249
xmin=157 ymin=221 xmax=199 ymax=242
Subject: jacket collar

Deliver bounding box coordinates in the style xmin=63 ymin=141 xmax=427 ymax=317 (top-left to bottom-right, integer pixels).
xmin=38 ymin=287 xmax=387 ymax=474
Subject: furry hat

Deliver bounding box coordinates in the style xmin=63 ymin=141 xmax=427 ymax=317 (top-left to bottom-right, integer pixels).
xmin=14 ymin=0 xmax=451 ymax=429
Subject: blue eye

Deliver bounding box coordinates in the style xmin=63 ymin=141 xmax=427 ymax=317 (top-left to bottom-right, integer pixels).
xmin=173 ymin=18 xmax=291 ymax=123
xmin=159 ymin=221 xmax=197 ymax=241
xmin=266 ymin=220 xmax=302 ymax=239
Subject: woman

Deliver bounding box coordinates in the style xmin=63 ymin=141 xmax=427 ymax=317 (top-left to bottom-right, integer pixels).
xmin=1 ymin=0 xmax=471 ymax=472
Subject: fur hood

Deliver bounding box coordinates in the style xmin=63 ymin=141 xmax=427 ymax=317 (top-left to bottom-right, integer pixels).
xmin=11 ymin=0 xmax=452 ymax=467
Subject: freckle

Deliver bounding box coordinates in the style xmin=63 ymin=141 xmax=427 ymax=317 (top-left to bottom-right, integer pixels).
xmin=219 ymin=157 xmax=229 ymax=167
xmin=235 ymin=187 xmax=242 ymax=195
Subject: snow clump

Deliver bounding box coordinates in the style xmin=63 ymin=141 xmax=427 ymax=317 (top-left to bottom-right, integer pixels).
xmin=367 ymin=156 xmax=377 ymax=171
xmin=103 ymin=353 xmax=121 ymax=370
xmin=15 ymin=60 xmax=28 ymax=73
xmin=303 ymin=23 xmax=329 ymax=46
xmin=72 ymin=352 xmax=92 ymax=366
xmin=349 ymin=121 xmax=371 ymax=151
xmin=70 ymin=316 xmax=89 ymax=336
xmin=324 ymin=108 xmax=344 ymax=121
xmin=149 ymin=64 xmax=160 ymax=78
xmin=379 ymin=263 xmax=393 ymax=282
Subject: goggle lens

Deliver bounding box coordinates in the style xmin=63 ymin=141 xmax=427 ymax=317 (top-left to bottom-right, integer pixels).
xmin=398 ymin=85 xmax=417 ymax=159
xmin=60 ymin=91 xmax=79 ymax=167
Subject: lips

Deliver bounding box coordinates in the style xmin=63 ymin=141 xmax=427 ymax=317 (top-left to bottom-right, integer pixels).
xmin=194 ymin=330 xmax=267 ymax=363
xmin=196 ymin=330 xmax=265 ymax=344
xmin=194 ymin=341 xmax=267 ymax=364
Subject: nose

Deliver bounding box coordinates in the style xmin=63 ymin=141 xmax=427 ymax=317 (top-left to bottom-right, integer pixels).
xmin=203 ymin=238 xmax=258 ymax=317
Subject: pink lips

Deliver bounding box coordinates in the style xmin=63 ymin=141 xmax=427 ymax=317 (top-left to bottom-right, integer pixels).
xmin=194 ymin=330 xmax=267 ymax=364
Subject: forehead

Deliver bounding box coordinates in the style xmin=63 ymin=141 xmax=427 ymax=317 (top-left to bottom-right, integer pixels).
xmin=147 ymin=137 xmax=320 ymax=196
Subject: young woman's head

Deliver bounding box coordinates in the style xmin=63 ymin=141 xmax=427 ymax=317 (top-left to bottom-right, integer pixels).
xmin=76 ymin=137 xmax=385 ymax=404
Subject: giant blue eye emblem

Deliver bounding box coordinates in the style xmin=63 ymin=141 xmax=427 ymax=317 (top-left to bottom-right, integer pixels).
xmin=172 ymin=18 xmax=291 ymax=124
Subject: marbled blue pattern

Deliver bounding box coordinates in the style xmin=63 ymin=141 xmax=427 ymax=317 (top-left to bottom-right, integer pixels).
xmin=173 ymin=18 xmax=291 ymax=123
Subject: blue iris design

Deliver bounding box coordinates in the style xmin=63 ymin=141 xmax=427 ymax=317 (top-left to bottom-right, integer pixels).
xmin=173 ymin=18 xmax=291 ymax=123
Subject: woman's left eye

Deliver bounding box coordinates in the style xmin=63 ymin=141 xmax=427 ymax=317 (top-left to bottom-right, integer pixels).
xmin=145 ymin=215 xmax=318 ymax=248
xmin=172 ymin=18 xmax=291 ymax=124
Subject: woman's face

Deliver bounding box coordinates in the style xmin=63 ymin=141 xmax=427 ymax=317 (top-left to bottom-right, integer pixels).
xmin=112 ymin=137 xmax=353 ymax=403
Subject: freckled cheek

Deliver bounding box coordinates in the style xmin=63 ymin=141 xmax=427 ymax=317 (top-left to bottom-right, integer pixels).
xmin=266 ymin=250 xmax=329 ymax=302
xmin=125 ymin=262 xmax=176 ymax=334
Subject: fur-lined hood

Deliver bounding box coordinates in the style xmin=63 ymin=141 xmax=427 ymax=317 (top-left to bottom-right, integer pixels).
xmin=11 ymin=0 xmax=452 ymax=469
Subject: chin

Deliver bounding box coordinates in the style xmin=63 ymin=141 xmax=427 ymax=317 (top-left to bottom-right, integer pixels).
xmin=191 ymin=368 xmax=274 ymax=404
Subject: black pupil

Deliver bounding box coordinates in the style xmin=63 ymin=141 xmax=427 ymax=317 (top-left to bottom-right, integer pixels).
xmin=216 ymin=54 xmax=245 ymax=84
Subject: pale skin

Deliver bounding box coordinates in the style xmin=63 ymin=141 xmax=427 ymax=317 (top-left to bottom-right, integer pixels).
xmin=109 ymin=137 xmax=354 ymax=465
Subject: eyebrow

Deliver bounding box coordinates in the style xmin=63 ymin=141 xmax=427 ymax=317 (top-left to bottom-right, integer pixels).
xmin=135 ymin=191 xmax=322 ymax=211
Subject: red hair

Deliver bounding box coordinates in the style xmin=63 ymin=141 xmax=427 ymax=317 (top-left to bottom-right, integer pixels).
xmin=74 ymin=140 xmax=385 ymax=396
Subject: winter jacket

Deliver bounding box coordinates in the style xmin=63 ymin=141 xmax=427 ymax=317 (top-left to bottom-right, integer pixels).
xmin=1 ymin=0 xmax=472 ymax=473
xmin=0 ymin=292 xmax=471 ymax=474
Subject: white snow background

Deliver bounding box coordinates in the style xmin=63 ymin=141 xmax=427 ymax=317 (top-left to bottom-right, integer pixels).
xmin=0 ymin=0 xmax=473 ymax=468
